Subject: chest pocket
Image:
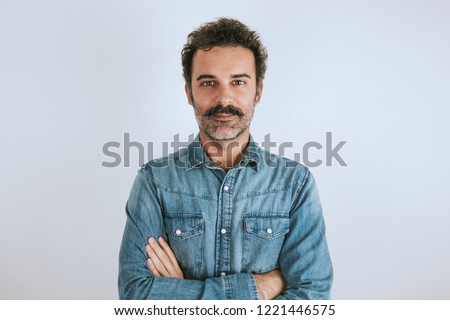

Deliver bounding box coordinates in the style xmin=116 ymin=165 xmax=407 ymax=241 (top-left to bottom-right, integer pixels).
xmin=164 ymin=213 xmax=204 ymax=279
xmin=242 ymin=214 xmax=290 ymax=273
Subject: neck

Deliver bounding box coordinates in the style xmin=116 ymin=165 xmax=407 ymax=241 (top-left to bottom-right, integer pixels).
xmin=199 ymin=130 xmax=250 ymax=172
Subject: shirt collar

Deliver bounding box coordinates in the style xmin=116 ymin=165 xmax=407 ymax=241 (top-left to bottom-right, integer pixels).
xmin=186 ymin=134 xmax=261 ymax=171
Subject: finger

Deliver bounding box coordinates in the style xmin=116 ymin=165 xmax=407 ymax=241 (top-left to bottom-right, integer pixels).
xmin=145 ymin=241 xmax=170 ymax=277
xmin=146 ymin=258 xmax=161 ymax=276
xmin=157 ymin=237 xmax=184 ymax=278
xmin=158 ymin=237 xmax=181 ymax=271
xmin=146 ymin=245 xmax=169 ymax=277
xmin=145 ymin=242 xmax=156 ymax=258
xmin=148 ymin=237 xmax=176 ymax=275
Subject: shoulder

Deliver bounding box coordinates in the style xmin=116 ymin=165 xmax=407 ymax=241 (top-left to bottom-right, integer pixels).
xmin=142 ymin=148 xmax=188 ymax=170
xmin=254 ymin=147 xmax=311 ymax=188
xmin=136 ymin=148 xmax=187 ymax=181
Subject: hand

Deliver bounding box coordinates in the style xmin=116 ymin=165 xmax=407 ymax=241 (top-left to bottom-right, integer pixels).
xmin=145 ymin=237 xmax=184 ymax=279
xmin=254 ymin=269 xmax=286 ymax=300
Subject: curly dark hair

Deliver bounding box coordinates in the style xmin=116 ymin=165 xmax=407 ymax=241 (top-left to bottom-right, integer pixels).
xmin=181 ymin=17 xmax=268 ymax=88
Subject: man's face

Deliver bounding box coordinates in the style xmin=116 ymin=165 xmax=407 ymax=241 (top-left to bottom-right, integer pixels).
xmin=186 ymin=46 xmax=263 ymax=141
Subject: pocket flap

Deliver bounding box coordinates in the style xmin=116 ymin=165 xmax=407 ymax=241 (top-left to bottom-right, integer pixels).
xmin=244 ymin=215 xmax=290 ymax=240
xmin=164 ymin=214 xmax=204 ymax=240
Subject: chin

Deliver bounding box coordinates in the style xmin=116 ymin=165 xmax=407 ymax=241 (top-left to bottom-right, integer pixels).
xmin=206 ymin=129 xmax=246 ymax=141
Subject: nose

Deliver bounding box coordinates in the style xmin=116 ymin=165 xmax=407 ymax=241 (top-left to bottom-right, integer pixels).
xmin=215 ymin=85 xmax=234 ymax=106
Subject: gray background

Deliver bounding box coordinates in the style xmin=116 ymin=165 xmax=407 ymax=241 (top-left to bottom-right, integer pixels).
xmin=1 ymin=0 xmax=449 ymax=299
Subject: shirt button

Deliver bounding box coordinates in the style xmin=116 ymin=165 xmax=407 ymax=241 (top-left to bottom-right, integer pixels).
xmin=221 ymin=228 xmax=226 ymax=234
xmin=223 ymin=185 xmax=229 ymax=191
xmin=266 ymin=228 xmax=273 ymax=234
xmin=220 ymin=272 xmax=226 ymax=276
xmin=175 ymin=229 xmax=181 ymax=235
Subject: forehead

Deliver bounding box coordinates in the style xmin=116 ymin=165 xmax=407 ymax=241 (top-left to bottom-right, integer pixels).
xmin=191 ymin=46 xmax=256 ymax=76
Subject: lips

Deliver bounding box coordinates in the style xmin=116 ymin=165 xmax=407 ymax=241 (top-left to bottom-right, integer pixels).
xmin=212 ymin=113 xmax=236 ymax=121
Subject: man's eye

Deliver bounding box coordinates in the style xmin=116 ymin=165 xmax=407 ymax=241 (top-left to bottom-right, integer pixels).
xmin=232 ymin=80 xmax=246 ymax=85
xmin=201 ymin=81 xmax=215 ymax=87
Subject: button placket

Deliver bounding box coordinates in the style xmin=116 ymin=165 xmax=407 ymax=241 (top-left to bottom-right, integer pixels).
xmin=217 ymin=171 xmax=236 ymax=277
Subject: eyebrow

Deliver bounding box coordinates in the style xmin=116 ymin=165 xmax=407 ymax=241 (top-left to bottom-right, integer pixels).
xmin=195 ymin=73 xmax=252 ymax=81
xmin=231 ymin=73 xmax=251 ymax=79
xmin=196 ymin=74 xmax=215 ymax=81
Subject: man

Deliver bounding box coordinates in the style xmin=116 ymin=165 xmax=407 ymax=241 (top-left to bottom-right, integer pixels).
xmin=119 ymin=18 xmax=333 ymax=299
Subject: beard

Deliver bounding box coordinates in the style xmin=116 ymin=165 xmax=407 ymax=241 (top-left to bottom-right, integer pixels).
xmin=193 ymin=102 xmax=256 ymax=141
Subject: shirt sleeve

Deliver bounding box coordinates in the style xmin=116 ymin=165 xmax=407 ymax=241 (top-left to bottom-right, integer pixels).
xmin=118 ymin=168 xmax=259 ymax=300
xmin=275 ymin=169 xmax=333 ymax=300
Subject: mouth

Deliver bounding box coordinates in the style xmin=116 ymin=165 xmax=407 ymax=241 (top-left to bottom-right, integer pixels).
xmin=211 ymin=113 xmax=237 ymax=121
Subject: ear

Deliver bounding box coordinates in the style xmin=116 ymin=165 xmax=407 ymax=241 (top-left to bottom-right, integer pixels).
xmin=185 ymin=83 xmax=193 ymax=105
xmin=255 ymin=80 xmax=264 ymax=103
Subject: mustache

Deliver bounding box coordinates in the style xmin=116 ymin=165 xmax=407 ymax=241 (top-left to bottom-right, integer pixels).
xmin=203 ymin=105 xmax=244 ymax=117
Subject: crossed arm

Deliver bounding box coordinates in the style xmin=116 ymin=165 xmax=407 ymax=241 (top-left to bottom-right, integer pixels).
xmin=145 ymin=236 xmax=286 ymax=300
xmin=119 ymin=168 xmax=332 ymax=300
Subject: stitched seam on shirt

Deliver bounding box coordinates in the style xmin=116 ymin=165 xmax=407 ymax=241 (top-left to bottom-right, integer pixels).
xmin=141 ymin=165 xmax=214 ymax=200
xmin=138 ymin=166 xmax=165 ymax=215
xmin=158 ymin=188 xmax=214 ymax=200
xmin=233 ymin=151 xmax=305 ymax=202
xmin=234 ymin=186 xmax=293 ymax=202
xmin=223 ymin=276 xmax=232 ymax=299
xmin=260 ymin=149 xmax=300 ymax=167
xmin=249 ymin=273 xmax=259 ymax=300
xmin=295 ymin=167 xmax=311 ymax=199
xmin=243 ymin=212 xmax=288 ymax=216
xmin=141 ymin=163 xmax=157 ymax=183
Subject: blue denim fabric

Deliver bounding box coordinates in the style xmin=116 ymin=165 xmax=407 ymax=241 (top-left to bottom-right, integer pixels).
xmin=119 ymin=135 xmax=333 ymax=299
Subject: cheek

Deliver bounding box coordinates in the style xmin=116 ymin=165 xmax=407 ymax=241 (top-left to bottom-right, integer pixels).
xmin=191 ymin=90 xmax=213 ymax=107
xmin=193 ymin=99 xmax=213 ymax=111
xmin=238 ymin=92 xmax=258 ymax=107
xmin=236 ymin=85 xmax=257 ymax=100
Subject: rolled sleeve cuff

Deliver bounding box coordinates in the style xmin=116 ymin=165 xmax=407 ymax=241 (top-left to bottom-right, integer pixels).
xmin=223 ymin=273 xmax=258 ymax=300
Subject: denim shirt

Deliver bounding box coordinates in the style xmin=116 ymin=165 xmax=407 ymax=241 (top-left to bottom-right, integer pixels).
xmin=119 ymin=135 xmax=333 ymax=300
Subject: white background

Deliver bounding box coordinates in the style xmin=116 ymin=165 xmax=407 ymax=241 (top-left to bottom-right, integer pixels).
xmin=1 ymin=0 xmax=449 ymax=299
